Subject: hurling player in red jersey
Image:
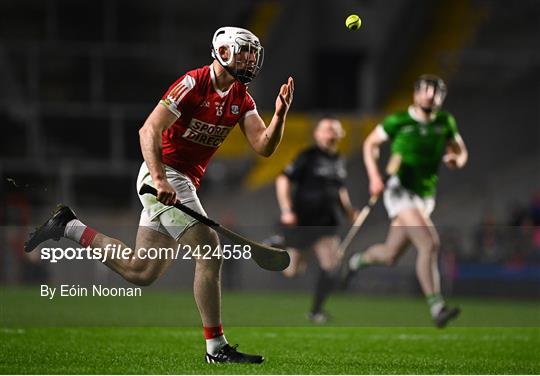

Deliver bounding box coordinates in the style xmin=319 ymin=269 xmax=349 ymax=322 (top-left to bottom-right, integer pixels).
xmin=25 ymin=26 xmax=294 ymax=364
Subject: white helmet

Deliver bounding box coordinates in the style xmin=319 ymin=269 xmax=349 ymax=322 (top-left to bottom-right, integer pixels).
xmin=211 ymin=26 xmax=264 ymax=85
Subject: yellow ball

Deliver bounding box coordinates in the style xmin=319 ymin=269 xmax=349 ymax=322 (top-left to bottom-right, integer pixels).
xmin=345 ymin=14 xmax=362 ymax=31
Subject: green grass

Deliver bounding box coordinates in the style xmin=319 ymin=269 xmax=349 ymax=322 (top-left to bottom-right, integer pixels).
xmin=1 ymin=287 xmax=539 ymax=374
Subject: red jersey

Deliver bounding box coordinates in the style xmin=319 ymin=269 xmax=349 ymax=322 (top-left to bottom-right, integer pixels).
xmin=159 ymin=65 xmax=258 ymax=188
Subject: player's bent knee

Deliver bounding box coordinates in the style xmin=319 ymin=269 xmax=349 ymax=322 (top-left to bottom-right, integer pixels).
xmin=428 ymin=238 xmax=440 ymax=254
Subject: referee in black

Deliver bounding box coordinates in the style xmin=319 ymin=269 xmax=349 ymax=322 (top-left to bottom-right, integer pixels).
xmin=275 ymin=116 xmax=358 ymax=323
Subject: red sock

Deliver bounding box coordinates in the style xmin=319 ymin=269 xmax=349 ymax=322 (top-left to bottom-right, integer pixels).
xmin=64 ymin=219 xmax=98 ymax=247
xmin=203 ymin=324 xmax=224 ymax=339
xmin=80 ymin=227 xmax=98 ymax=247
xmin=204 ymin=324 xmax=227 ymax=355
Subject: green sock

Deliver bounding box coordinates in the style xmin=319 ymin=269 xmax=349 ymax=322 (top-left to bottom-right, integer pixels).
xmin=358 ymin=253 xmax=371 ymax=268
xmin=426 ymin=293 xmax=445 ymax=317
xmin=350 ymin=253 xmax=371 ymax=270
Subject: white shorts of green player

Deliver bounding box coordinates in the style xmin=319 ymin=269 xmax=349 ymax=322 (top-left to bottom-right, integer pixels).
xmin=383 ymin=176 xmax=435 ymax=219
xmin=137 ymin=162 xmax=206 ymax=240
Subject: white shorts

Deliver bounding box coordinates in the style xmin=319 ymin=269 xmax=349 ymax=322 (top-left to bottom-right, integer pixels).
xmin=136 ymin=162 xmax=207 ymax=240
xmin=383 ymin=176 xmax=435 ymax=219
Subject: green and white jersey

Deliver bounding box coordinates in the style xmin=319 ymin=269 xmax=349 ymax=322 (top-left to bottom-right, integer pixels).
xmin=376 ymin=106 xmax=459 ymax=198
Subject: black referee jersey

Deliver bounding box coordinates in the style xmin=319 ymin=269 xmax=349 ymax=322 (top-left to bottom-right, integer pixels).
xmin=283 ymin=145 xmax=347 ymax=227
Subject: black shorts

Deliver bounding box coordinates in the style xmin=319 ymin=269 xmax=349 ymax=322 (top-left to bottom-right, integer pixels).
xmin=282 ymin=224 xmax=338 ymax=250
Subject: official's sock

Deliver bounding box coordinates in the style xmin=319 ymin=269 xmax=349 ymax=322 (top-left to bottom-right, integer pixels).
xmin=64 ymin=219 xmax=98 ymax=247
xmin=349 ymin=252 xmax=370 ymax=271
xmin=427 ymin=293 xmax=445 ymax=317
xmin=311 ymin=269 xmax=335 ymax=314
xmin=204 ymin=324 xmax=228 ymax=355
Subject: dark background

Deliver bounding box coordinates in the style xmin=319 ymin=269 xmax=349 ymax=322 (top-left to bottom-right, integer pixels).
xmin=1 ymin=0 xmax=539 ymax=297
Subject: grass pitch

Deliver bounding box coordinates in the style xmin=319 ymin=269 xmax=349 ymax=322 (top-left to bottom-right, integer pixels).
xmin=1 ymin=287 xmax=539 ymax=374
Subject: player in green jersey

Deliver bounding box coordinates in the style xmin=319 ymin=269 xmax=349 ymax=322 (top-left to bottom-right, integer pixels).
xmin=346 ymin=75 xmax=468 ymax=328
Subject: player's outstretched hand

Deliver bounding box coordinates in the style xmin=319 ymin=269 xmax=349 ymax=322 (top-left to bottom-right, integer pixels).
xmin=275 ymin=77 xmax=294 ymax=118
xmin=155 ymin=179 xmax=177 ymax=206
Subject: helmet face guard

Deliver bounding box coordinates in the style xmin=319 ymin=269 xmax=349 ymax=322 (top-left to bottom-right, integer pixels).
xmin=229 ymin=37 xmax=264 ymax=85
xmin=211 ymin=27 xmax=264 ymax=85
xmin=414 ymin=74 xmax=447 ymax=110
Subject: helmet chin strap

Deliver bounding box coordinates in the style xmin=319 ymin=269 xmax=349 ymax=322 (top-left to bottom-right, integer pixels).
xmin=219 ymin=60 xmax=248 ymax=85
xmin=222 ymin=62 xmax=239 ymax=80
xmin=222 ymin=60 xmax=255 ymax=85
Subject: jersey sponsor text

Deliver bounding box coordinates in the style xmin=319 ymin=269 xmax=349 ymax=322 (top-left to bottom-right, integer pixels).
xmin=182 ymin=118 xmax=232 ymax=147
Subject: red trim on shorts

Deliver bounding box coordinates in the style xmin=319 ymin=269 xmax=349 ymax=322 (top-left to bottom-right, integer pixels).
xmin=203 ymin=324 xmax=224 ymax=339
xmin=80 ymin=227 xmax=98 ymax=247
